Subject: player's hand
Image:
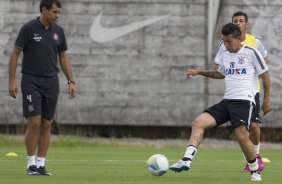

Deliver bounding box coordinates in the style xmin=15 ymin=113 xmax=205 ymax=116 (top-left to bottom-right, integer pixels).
xmin=8 ymin=80 xmax=18 ymax=98
xmin=261 ymin=101 xmax=271 ymax=116
xmin=186 ymin=69 xmax=198 ymax=80
xmin=68 ymin=83 xmax=77 ymax=99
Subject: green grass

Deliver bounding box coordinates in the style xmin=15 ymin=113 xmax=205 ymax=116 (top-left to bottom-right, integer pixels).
xmin=0 ymin=135 xmax=281 ymax=184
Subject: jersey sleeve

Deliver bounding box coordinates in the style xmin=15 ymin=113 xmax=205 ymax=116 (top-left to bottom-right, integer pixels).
xmin=252 ymin=48 xmax=268 ymax=75
xmin=15 ymin=24 xmax=29 ymax=50
xmin=214 ymin=41 xmax=225 ymax=64
xmin=58 ymin=28 xmax=68 ymax=52
xmin=217 ymin=63 xmax=226 ymax=75
xmin=255 ymin=39 xmax=267 ymax=58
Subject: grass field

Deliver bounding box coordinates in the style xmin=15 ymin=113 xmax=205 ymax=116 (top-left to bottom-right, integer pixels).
xmin=0 ymin=135 xmax=281 ymax=184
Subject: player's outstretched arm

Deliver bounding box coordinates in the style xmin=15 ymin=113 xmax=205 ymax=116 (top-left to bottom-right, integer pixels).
xmin=260 ymin=71 xmax=271 ymax=116
xmin=186 ymin=69 xmax=200 ymax=79
xmin=187 ymin=69 xmax=225 ymax=80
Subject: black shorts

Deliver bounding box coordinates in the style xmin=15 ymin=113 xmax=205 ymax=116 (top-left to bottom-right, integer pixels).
xmin=21 ymin=74 xmax=59 ymax=120
xmin=252 ymin=92 xmax=263 ymax=123
xmin=204 ymin=99 xmax=254 ymax=129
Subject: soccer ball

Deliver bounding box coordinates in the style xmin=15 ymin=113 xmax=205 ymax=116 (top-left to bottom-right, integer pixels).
xmin=146 ymin=154 xmax=169 ymax=176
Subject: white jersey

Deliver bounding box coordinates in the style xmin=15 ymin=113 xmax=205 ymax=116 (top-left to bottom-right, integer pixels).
xmin=215 ymin=38 xmax=267 ymax=64
xmin=217 ymin=45 xmax=268 ymax=104
xmin=215 ymin=36 xmax=267 ymax=93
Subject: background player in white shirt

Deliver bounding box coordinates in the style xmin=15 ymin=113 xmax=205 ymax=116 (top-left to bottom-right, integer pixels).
xmin=170 ymin=23 xmax=271 ymax=182
xmin=213 ymin=11 xmax=269 ymax=172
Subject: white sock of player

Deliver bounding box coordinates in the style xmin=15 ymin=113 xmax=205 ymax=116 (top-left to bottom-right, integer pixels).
xmin=36 ymin=157 xmax=46 ymax=168
xmin=183 ymin=145 xmax=197 ymax=161
xmin=254 ymin=143 xmax=260 ymax=155
xmin=27 ymin=155 xmax=36 ymax=168
xmin=248 ymin=158 xmax=259 ymax=172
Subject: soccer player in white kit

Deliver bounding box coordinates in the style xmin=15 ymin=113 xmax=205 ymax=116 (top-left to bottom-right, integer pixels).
xmin=213 ymin=11 xmax=269 ymax=172
xmin=169 ymin=23 xmax=271 ymax=181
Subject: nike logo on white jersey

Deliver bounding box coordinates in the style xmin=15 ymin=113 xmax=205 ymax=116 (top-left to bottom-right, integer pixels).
xmin=89 ymin=12 xmax=169 ymax=43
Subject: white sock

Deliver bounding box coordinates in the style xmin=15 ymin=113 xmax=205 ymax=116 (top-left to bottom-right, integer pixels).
xmin=248 ymin=159 xmax=259 ymax=172
xmin=254 ymin=143 xmax=260 ymax=155
xmin=183 ymin=145 xmax=198 ymax=160
xmin=36 ymin=157 xmax=46 ymax=168
xmin=27 ymin=155 xmax=36 ymax=168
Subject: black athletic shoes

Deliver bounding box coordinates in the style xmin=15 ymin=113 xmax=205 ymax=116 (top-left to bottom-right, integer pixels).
xmin=27 ymin=165 xmax=39 ymax=175
xmin=27 ymin=165 xmax=52 ymax=176
xmin=37 ymin=166 xmax=52 ymax=175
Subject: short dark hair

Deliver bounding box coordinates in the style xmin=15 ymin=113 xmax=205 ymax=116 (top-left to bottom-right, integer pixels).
xmin=232 ymin=11 xmax=248 ymax=22
xmin=221 ymin=23 xmax=241 ymax=38
xmin=40 ymin=0 xmax=62 ymax=13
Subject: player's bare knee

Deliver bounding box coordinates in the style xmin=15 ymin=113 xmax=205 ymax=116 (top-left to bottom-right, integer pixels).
xmin=235 ymin=126 xmax=250 ymax=142
xmin=40 ymin=123 xmax=52 ymax=130
xmin=250 ymin=123 xmax=259 ymax=129
xmin=27 ymin=116 xmax=41 ymax=129
xmin=191 ymin=118 xmax=206 ymax=131
xmin=236 ymin=133 xmax=249 ymax=144
xmin=40 ymin=121 xmax=52 ymax=129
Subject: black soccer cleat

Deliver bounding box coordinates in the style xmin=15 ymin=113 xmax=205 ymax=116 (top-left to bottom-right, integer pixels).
xmin=37 ymin=166 xmax=52 ymax=176
xmin=27 ymin=165 xmax=39 ymax=175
